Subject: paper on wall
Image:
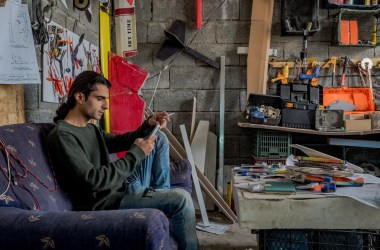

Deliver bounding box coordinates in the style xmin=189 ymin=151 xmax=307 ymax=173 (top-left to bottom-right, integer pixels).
xmin=0 ymin=2 xmax=40 ymax=84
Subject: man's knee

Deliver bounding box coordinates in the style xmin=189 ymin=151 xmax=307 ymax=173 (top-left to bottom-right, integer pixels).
xmin=171 ymin=188 xmax=193 ymax=211
xmin=156 ymin=130 xmax=169 ymax=146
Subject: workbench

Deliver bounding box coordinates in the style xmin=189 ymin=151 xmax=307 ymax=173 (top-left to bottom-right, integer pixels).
xmin=238 ymin=122 xmax=380 ymax=136
xmin=232 ymin=174 xmax=380 ymax=230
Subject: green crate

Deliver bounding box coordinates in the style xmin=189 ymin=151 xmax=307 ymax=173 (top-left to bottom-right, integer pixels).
xmin=252 ymin=130 xmax=292 ymax=158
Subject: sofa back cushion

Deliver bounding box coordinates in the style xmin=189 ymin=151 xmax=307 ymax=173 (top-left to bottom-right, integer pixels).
xmin=0 ymin=123 xmax=73 ymax=211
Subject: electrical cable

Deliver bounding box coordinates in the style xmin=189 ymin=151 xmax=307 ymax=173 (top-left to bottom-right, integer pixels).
xmin=0 ymin=139 xmax=11 ymax=197
xmin=0 ymin=125 xmax=58 ymax=210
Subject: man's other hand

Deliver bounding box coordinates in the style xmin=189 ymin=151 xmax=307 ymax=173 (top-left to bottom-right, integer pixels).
xmin=134 ymin=136 xmax=157 ymax=156
xmin=148 ymin=111 xmax=170 ymax=129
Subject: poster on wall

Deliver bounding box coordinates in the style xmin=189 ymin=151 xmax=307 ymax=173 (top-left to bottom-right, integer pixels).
xmin=42 ymin=20 xmax=100 ymax=103
xmin=0 ymin=2 xmax=40 ymax=84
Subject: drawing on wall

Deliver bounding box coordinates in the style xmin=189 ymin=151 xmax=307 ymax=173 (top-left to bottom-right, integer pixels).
xmin=42 ymin=20 xmax=100 ymax=103
xmin=0 ymin=2 xmax=40 ymax=84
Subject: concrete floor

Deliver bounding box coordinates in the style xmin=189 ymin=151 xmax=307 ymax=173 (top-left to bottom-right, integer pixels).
xmin=196 ymin=212 xmax=258 ymax=250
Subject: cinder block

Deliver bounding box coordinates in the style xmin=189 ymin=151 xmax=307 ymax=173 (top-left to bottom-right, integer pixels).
xmin=216 ymin=21 xmax=250 ymax=44
xmin=131 ymin=44 xmax=154 ymax=68
xmin=222 ymin=66 xmax=246 ymax=89
xmin=196 ymin=90 xmax=240 ymax=112
xmin=240 ymin=0 xmax=253 ymax=21
xmin=204 ymin=0 xmax=239 ymax=20
xmin=240 ymin=90 xmax=248 ymax=111
xmin=136 ymin=0 xmax=152 ymax=22
xmin=154 ymin=89 xmax=195 ymax=111
xmin=152 ymin=0 xmax=179 ymax=21
xmin=147 ymin=22 xmax=166 ymax=43
xmin=136 ymin=21 xmax=148 ymax=43
xmin=25 ymin=110 xmax=55 ymax=123
xmin=23 ymin=85 xmax=40 ymax=110
xmin=192 ymin=44 xmax=240 ymax=66
xmin=189 ymin=23 xmax=217 ymax=43
xmin=224 ymin=136 xmax=240 ymax=158
xmin=141 ymin=66 xmax=169 ymax=89
xmin=170 ymin=67 xmax=214 ymax=89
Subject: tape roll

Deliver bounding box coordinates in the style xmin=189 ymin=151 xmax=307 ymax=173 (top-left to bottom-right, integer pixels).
xmin=74 ymin=0 xmax=90 ymax=11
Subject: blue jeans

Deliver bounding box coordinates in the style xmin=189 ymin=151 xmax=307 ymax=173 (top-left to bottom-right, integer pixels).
xmin=120 ymin=130 xmax=199 ymax=250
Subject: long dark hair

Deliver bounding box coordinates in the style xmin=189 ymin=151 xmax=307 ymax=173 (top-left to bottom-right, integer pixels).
xmin=53 ymin=71 xmax=111 ymax=123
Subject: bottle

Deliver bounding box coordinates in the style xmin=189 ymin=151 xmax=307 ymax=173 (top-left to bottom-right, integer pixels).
xmin=372 ymin=0 xmax=378 ymax=5
xmin=365 ymin=0 xmax=371 ymax=5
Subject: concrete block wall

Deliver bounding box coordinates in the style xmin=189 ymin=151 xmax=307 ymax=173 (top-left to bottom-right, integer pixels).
xmin=132 ymin=0 xmax=253 ymax=165
xmin=23 ymin=0 xmax=380 ymax=165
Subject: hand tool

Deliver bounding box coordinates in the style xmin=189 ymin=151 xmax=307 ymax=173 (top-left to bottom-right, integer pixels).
xmin=300 ymin=30 xmax=308 ymax=74
xmin=321 ymin=56 xmax=337 ymax=87
xmin=340 ymin=56 xmax=349 ymax=87
xmin=361 ymin=58 xmax=374 ymax=101
xmin=271 ymin=64 xmax=289 ymax=84
xmin=357 ymin=62 xmax=366 ymax=86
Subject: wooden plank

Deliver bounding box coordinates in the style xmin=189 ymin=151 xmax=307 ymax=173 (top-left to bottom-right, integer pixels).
xmin=180 ymin=125 xmax=210 ymax=227
xmin=162 ymin=127 xmax=238 ymax=222
xmin=190 ymin=97 xmax=197 ymax=142
xmin=0 ymin=85 xmax=25 ymax=125
xmin=247 ymin=0 xmax=274 ymax=95
xmin=191 ymin=120 xmax=209 ymax=173
xmin=204 ymin=131 xmax=217 ymax=210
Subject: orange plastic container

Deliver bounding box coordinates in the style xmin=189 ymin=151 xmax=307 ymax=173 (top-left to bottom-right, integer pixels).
xmin=323 ymin=87 xmax=375 ymax=114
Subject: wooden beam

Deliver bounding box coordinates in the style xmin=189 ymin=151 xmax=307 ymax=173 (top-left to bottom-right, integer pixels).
xmin=162 ymin=127 xmax=238 ymax=222
xmin=247 ymin=0 xmax=274 ymax=96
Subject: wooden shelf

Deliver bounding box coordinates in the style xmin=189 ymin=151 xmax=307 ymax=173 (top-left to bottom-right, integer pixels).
xmin=238 ymin=122 xmax=380 ymax=135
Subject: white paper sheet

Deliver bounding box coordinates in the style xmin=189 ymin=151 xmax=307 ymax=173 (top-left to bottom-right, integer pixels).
xmin=0 ymin=2 xmax=40 ymax=84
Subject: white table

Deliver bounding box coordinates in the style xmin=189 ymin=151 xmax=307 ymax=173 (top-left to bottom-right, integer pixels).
xmin=232 ymin=175 xmax=380 ymax=230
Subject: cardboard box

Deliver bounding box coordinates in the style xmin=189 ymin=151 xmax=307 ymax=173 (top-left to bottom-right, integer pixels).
xmin=370 ymin=113 xmax=380 ymax=130
xmin=344 ymin=114 xmax=366 ymax=120
xmin=344 ymin=119 xmax=372 ymax=131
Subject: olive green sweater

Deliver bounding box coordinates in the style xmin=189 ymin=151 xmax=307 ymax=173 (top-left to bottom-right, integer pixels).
xmin=47 ymin=120 xmax=151 ymax=211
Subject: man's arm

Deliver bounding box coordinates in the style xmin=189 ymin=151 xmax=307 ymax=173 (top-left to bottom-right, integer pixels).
xmin=48 ymin=131 xmax=146 ymax=192
xmin=103 ymin=111 xmax=171 ymax=153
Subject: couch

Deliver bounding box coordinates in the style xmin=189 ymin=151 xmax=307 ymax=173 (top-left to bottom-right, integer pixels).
xmin=0 ymin=123 xmax=192 ymax=250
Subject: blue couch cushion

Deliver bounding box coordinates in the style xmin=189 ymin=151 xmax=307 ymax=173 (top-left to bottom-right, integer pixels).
xmin=0 ymin=123 xmax=73 ymax=211
xmin=170 ymin=159 xmax=192 ymax=194
xmin=0 ymin=207 xmax=170 ymax=250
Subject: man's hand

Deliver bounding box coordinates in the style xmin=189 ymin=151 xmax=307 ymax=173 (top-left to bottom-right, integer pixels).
xmin=148 ymin=111 xmax=171 ymax=129
xmin=134 ymin=136 xmax=157 ymax=156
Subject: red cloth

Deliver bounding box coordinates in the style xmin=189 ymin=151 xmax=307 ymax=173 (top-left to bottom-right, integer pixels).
xmin=109 ymin=53 xmax=148 ymax=157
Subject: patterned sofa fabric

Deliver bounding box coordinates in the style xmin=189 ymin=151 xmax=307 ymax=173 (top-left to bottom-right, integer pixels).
xmin=0 ymin=207 xmax=170 ymax=250
xmin=0 ymin=123 xmax=192 ymax=250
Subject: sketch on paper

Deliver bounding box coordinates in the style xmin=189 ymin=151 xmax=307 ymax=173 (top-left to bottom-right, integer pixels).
xmin=0 ymin=2 xmax=40 ymax=84
xmin=42 ymin=20 xmax=100 ymax=103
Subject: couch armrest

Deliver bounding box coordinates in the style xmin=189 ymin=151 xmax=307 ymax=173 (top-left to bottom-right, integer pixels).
xmin=170 ymin=159 xmax=192 ymax=193
xmin=0 ymin=207 xmax=170 ymax=250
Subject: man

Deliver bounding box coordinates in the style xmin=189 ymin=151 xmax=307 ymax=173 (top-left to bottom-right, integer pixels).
xmin=47 ymin=70 xmax=198 ymax=250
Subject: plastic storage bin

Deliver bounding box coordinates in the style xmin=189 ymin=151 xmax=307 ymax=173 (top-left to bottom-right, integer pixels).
xmin=332 ymin=9 xmax=380 ymax=46
xmin=252 ymin=130 xmax=292 ymax=158
xmin=258 ymin=229 xmax=380 ymax=250
xmin=281 ymin=0 xmax=320 ymax=36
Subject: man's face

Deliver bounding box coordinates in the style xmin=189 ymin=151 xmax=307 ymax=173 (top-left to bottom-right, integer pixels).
xmin=80 ymin=83 xmax=109 ymax=120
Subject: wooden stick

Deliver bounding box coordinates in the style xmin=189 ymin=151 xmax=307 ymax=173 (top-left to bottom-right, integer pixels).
xmin=162 ymin=127 xmax=238 ymax=222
